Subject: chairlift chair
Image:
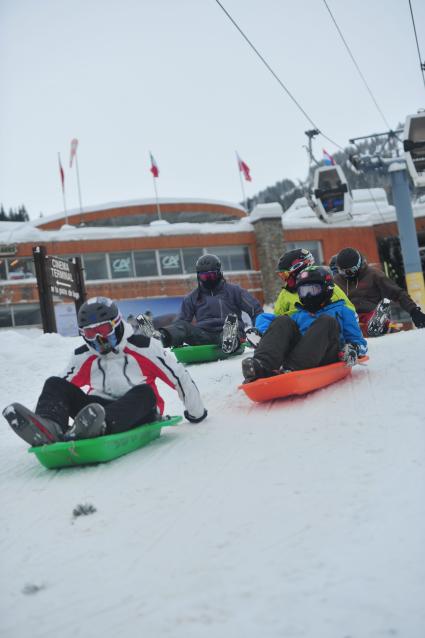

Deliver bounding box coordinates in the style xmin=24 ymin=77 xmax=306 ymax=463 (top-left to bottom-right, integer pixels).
xmin=403 ymin=113 xmax=425 ymax=187
xmin=312 ymin=165 xmax=353 ymax=223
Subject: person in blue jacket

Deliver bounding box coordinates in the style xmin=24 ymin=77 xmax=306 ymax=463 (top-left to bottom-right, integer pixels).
xmin=242 ymin=266 xmax=367 ymax=382
xmin=156 ymin=254 xmax=263 ymax=354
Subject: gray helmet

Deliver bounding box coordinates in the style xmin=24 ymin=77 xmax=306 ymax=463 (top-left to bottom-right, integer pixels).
xmin=195 ymin=254 xmax=222 ymax=274
xmin=77 ymin=296 xmax=120 ymax=328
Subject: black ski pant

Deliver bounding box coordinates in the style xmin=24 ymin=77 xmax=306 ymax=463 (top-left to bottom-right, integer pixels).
xmin=35 ymin=376 xmax=157 ymax=435
xmin=254 ymin=314 xmax=341 ymax=372
xmin=163 ymin=319 xmax=223 ymax=347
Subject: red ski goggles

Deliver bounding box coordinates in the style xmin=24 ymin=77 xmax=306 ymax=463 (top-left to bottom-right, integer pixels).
xmin=277 ymin=270 xmax=296 ymax=289
xmin=80 ymin=317 xmax=121 ymax=340
xmin=198 ymin=270 xmax=220 ymax=282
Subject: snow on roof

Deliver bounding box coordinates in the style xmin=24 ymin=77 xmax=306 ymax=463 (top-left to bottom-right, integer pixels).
xmin=31 ymin=197 xmax=246 ymax=227
xmin=283 ymin=188 xmax=425 ymax=229
xmin=249 ymin=202 xmax=283 ymax=222
xmin=0 ymin=217 xmax=254 ymax=245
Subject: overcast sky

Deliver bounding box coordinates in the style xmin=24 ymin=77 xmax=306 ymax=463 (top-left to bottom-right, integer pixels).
xmin=1 ymin=0 xmax=424 ymax=220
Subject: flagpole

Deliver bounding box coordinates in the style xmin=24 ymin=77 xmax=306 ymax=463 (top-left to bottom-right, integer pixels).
xmin=58 ymin=152 xmax=68 ymax=225
xmin=152 ymin=174 xmax=162 ymax=220
xmin=74 ymin=151 xmax=84 ymax=216
xmin=236 ymin=152 xmax=248 ymax=213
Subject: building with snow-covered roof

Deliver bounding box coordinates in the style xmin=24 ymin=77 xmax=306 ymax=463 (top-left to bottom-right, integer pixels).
xmin=0 ymin=198 xmax=267 ymax=330
xmin=1 ymin=191 xmax=424 ymax=330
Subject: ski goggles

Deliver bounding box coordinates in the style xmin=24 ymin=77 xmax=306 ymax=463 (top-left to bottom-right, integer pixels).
xmin=198 ymin=270 xmax=220 ymax=282
xmin=337 ymin=265 xmax=360 ymax=277
xmin=80 ymin=316 xmax=121 ymax=340
xmin=277 ymin=270 xmax=297 ymax=289
xmin=297 ymin=283 xmax=322 ymax=297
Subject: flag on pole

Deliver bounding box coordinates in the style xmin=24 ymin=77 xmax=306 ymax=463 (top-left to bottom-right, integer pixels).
xmin=236 ymin=153 xmax=252 ymax=182
xmin=149 ymin=152 xmax=159 ymax=178
xmin=58 ymin=153 xmax=65 ymax=191
xmin=69 ymin=138 xmax=79 ymax=168
xmin=322 ymin=148 xmax=336 ymax=166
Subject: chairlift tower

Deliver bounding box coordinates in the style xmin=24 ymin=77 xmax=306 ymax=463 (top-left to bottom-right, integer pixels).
xmin=349 ymin=127 xmax=425 ymax=310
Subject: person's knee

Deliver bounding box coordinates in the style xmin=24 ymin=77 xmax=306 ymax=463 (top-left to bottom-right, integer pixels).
xmin=315 ymin=314 xmax=339 ymax=333
xmin=316 ymin=314 xmax=338 ymax=326
xmin=274 ymin=315 xmax=295 ymax=328
xmin=133 ymin=384 xmax=157 ymax=409
xmin=42 ymin=376 xmax=69 ymax=392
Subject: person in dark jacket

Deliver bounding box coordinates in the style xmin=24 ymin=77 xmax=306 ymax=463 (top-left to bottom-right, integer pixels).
xmin=2 ymin=297 xmax=207 ymax=447
xmin=334 ymin=247 xmax=425 ymax=335
xmin=242 ymin=266 xmax=367 ymax=383
xmin=157 ymin=254 xmax=263 ymax=353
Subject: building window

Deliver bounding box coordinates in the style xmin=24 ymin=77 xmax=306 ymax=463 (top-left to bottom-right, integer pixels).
xmin=283 ymin=241 xmax=323 ymax=264
xmin=1 ymin=257 xmax=35 ymax=280
xmin=109 ymin=252 xmax=135 ymax=279
xmin=209 ymin=246 xmax=252 ymax=271
xmin=182 ymin=248 xmax=204 ymax=274
xmin=0 ymin=259 xmax=6 ymax=281
xmin=13 ymin=304 xmax=42 ymax=326
xmin=134 ymin=251 xmax=158 ymax=277
xmin=0 ymin=303 xmax=41 ymax=328
xmin=158 ymin=249 xmax=183 ymax=275
xmin=0 ymin=305 xmax=12 ymax=327
xmin=83 ymin=254 xmax=109 ymax=280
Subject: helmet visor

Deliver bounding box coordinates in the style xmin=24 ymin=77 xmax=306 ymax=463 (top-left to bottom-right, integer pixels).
xmin=198 ymin=270 xmax=220 ymax=282
xmin=80 ymin=317 xmax=120 ymax=340
xmin=298 ymin=283 xmax=323 ymax=298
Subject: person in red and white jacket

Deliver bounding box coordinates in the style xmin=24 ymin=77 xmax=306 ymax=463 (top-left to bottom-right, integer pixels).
xmin=2 ymin=297 xmax=207 ymax=447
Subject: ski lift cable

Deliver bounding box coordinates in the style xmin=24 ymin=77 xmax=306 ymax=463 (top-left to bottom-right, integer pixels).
xmin=213 ymin=0 xmax=345 ymax=151
xmin=321 ymin=0 xmax=392 ymax=130
xmin=408 ymin=0 xmax=425 ymax=92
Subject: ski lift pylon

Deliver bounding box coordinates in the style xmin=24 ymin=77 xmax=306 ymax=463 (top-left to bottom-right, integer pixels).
xmin=403 ymin=113 xmax=425 ymax=187
xmin=312 ymin=164 xmax=352 ymax=223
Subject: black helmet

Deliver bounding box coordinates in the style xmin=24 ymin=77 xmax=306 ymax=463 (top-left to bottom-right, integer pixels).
xmin=196 ymin=254 xmax=222 ymax=273
xmin=276 ymin=248 xmax=315 ymax=292
xmin=78 ymin=296 xmax=123 ymax=354
xmin=336 ymin=248 xmax=363 ymax=279
xmin=195 ymin=253 xmax=223 ymax=290
xmin=296 ymin=266 xmax=334 ymax=312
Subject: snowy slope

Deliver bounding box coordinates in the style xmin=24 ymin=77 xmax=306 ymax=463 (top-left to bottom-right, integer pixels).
xmin=0 ymin=329 xmax=424 ymax=638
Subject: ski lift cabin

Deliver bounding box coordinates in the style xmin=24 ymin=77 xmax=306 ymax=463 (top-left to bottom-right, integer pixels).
xmin=313 ymin=165 xmax=352 ymax=223
xmin=403 ymin=113 xmax=425 ymax=187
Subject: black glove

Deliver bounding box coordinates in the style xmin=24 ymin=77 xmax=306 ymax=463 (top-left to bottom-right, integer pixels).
xmin=184 ymin=409 xmax=208 ymax=423
xmin=411 ymin=307 xmax=425 ymax=329
xmin=338 ymin=343 xmax=359 ymax=367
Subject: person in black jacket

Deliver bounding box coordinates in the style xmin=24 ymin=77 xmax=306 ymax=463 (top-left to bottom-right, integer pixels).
xmin=138 ymin=254 xmax=263 ymax=354
xmin=334 ymin=247 xmax=425 ymax=336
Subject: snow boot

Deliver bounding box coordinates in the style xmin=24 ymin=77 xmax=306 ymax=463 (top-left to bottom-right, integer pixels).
xmin=65 ymin=403 xmax=107 ymax=441
xmin=136 ymin=314 xmax=162 ymax=340
xmin=221 ymin=313 xmax=240 ymax=354
xmin=367 ymin=298 xmax=391 ymax=337
xmin=241 ymin=357 xmax=269 ymax=383
xmin=2 ymin=402 xmax=64 ymax=447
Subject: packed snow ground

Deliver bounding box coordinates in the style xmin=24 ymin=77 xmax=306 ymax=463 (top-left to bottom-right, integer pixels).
xmin=0 ymin=328 xmax=424 ymax=638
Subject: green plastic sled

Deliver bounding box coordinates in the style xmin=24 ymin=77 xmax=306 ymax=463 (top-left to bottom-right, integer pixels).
xmin=172 ymin=343 xmax=245 ymax=364
xmin=28 ymin=415 xmax=182 ymax=469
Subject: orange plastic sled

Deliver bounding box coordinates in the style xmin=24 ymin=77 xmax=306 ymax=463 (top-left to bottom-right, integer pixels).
xmin=239 ymin=357 xmax=369 ymax=403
